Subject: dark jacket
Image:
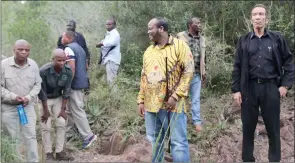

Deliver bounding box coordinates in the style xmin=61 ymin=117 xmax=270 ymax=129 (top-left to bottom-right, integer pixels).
xmin=232 ymin=29 xmax=294 ymax=98
xmin=66 ymin=42 xmax=89 ymax=90
xmin=57 ymin=32 xmax=90 ymax=61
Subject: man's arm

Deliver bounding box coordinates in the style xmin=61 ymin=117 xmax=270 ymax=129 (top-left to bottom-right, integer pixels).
xmin=38 ymin=70 xmax=48 ymax=102
xmin=61 ymin=68 xmax=73 ymax=110
xmin=1 ymin=66 xmax=19 ymax=103
xmin=171 ymin=41 xmax=195 ymax=101
xmin=25 ymin=64 xmax=42 ymax=102
xmin=137 ymin=56 xmax=146 ymax=105
xmin=278 ymin=33 xmax=294 ymax=88
xmin=102 ymin=32 xmax=119 ymax=47
xmin=231 ymin=37 xmax=242 ymax=93
xmin=64 ymin=47 xmax=76 ymax=79
xmin=200 ymin=37 xmax=206 ymax=78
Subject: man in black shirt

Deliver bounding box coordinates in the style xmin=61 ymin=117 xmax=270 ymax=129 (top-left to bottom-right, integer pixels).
xmin=232 ymin=4 xmax=294 ymax=162
xmin=38 ymin=49 xmax=74 ymax=161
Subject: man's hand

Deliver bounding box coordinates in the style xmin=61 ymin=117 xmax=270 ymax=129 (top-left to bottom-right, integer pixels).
xmin=22 ymin=97 xmax=29 ymax=107
xmin=138 ymin=104 xmax=145 ymax=117
xmin=16 ymin=96 xmax=23 ymax=103
xmin=58 ymin=109 xmax=67 ymax=120
xmin=279 ymin=86 xmax=288 ymax=98
xmin=165 ymin=97 xmax=177 ymax=111
xmin=41 ymin=108 xmax=50 ymax=124
xmin=96 ymin=42 xmax=103 ymax=48
xmin=233 ymin=92 xmax=242 ymax=106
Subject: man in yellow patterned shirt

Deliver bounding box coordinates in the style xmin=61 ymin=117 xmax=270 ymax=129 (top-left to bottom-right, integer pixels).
xmin=137 ymin=17 xmax=194 ymax=162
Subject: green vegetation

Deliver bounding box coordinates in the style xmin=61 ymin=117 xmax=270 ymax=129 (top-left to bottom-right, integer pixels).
xmin=1 ymin=1 xmax=294 ymax=162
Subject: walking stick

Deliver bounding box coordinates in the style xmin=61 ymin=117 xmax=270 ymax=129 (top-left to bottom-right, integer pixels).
xmin=164 ymin=57 xmax=172 ymax=162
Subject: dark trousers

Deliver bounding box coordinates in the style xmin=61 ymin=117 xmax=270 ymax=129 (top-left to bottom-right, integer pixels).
xmin=241 ymin=79 xmax=281 ymax=162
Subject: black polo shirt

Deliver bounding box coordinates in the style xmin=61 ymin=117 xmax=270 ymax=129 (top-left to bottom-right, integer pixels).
xmin=248 ymin=29 xmax=279 ymax=79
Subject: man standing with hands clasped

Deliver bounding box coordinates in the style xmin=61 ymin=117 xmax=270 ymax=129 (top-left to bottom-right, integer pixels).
xmin=38 ymin=49 xmax=74 ymax=161
xmin=232 ymin=4 xmax=294 ymax=162
xmin=1 ymin=39 xmax=42 ymax=162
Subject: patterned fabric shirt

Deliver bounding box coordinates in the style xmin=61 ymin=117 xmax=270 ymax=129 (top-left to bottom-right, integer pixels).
xmin=137 ymin=36 xmax=194 ymax=113
xmin=177 ymin=31 xmax=206 ymax=73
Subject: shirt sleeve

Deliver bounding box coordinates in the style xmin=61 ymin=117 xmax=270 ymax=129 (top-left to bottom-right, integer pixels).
xmin=38 ymin=70 xmax=48 ymax=101
xmin=62 ymin=68 xmax=73 ymax=99
xmin=64 ymin=47 xmax=75 ymax=61
xmin=102 ymin=32 xmax=119 ymax=47
xmin=25 ymin=63 xmax=42 ymax=102
xmin=1 ymin=65 xmax=18 ymax=103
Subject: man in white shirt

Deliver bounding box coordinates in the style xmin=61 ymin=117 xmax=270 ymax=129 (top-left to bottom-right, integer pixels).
xmin=96 ymin=18 xmax=121 ymax=86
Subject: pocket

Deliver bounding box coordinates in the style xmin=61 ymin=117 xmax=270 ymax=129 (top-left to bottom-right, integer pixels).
xmin=25 ymin=72 xmax=36 ymax=88
xmin=58 ymin=80 xmax=67 ymax=87
xmin=5 ymin=74 xmax=17 ymax=88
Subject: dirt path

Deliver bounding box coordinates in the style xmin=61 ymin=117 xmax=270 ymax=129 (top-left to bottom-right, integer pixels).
xmin=63 ymin=95 xmax=294 ymax=162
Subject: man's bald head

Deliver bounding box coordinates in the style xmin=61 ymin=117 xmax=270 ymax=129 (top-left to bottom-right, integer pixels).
xmin=52 ymin=48 xmax=67 ymax=70
xmin=51 ymin=48 xmax=66 ymax=59
xmin=14 ymin=39 xmax=31 ymax=49
xmin=13 ymin=39 xmax=31 ymax=63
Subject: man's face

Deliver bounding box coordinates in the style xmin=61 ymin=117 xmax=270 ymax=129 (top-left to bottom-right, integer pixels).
xmin=53 ymin=54 xmax=66 ymax=70
xmin=251 ymin=7 xmax=267 ymax=30
xmin=147 ymin=19 xmax=162 ymax=42
xmin=67 ymin=22 xmax=75 ymax=31
xmin=61 ymin=33 xmax=69 ymax=45
xmin=14 ymin=43 xmax=30 ymax=62
xmin=106 ymin=20 xmax=114 ymax=31
xmin=190 ymin=18 xmax=202 ymax=33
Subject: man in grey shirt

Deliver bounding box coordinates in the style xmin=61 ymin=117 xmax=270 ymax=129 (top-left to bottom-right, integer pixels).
xmin=1 ymin=40 xmax=42 ymax=162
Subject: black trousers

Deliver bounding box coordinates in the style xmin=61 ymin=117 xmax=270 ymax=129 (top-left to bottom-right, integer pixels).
xmin=241 ymin=79 xmax=281 ymax=162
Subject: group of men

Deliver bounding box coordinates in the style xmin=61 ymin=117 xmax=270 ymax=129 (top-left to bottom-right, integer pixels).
xmin=137 ymin=4 xmax=293 ymax=163
xmin=1 ymin=3 xmax=294 ymax=163
xmin=1 ymin=18 xmax=121 ymax=162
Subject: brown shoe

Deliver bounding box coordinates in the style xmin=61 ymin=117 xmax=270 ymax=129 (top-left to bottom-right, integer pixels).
xmin=45 ymin=153 xmax=54 ymax=162
xmin=56 ymin=151 xmax=75 ymax=161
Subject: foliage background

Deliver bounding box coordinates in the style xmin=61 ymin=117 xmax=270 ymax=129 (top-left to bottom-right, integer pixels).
xmin=1 ymin=1 xmax=294 ymax=162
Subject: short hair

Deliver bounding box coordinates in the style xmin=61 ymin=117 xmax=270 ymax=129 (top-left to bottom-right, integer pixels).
xmin=155 ymin=17 xmax=168 ymax=32
xmin=187 ymin=17 xmax=201 ymax=29
xmin=68 ymin=20 xmax=76 ymax=27
xmin=64 ymin=31 xmax=76 ymax=40
xmin=251 ymin=4 xmax=269 ymax=18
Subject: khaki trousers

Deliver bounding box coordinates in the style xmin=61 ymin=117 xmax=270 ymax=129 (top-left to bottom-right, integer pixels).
xmin=39 ymin=97 xmax=66 ymax=153
xmin=66 ymin=89 xmax=93 ymax=141
xmin=1 ymin=103 xmax=39 ymax=162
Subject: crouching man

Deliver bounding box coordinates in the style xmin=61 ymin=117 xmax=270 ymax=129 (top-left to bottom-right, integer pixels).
xmin=38 ymin=49 xmax=74 ymax=161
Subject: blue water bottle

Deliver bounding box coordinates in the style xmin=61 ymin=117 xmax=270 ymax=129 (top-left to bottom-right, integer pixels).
xmin=17 ymin=104 xmax=28 ymax=125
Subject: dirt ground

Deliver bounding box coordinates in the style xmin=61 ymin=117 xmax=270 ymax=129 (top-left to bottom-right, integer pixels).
xmin=46 ymin=95 xmax=294 ymax=162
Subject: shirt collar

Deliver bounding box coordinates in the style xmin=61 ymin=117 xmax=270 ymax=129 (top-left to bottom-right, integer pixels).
xmin=49 ymin=64 xmax=66 ymax=74
xmin=250 ymin=28 xmax=270 ymax=39
xmin=153 ymin=35 xmax=174 ymax=47
xmin=8 ymin=56 xmax=30 ymax=67
xmin=186 ymin=30 xmax=200 ymax=39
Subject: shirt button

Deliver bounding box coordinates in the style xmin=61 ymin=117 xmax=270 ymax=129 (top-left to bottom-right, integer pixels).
xmin=259 ymin=56 xmax=261 ymax=58
xmin=258 ymin=65 xmax=260 ymax=67
xmin=259 ymin=47 xmax=262 ymax=49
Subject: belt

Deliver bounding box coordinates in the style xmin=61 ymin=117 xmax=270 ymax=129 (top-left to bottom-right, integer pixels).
xmin=250 ymin=78 xmax=276 ymax=84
